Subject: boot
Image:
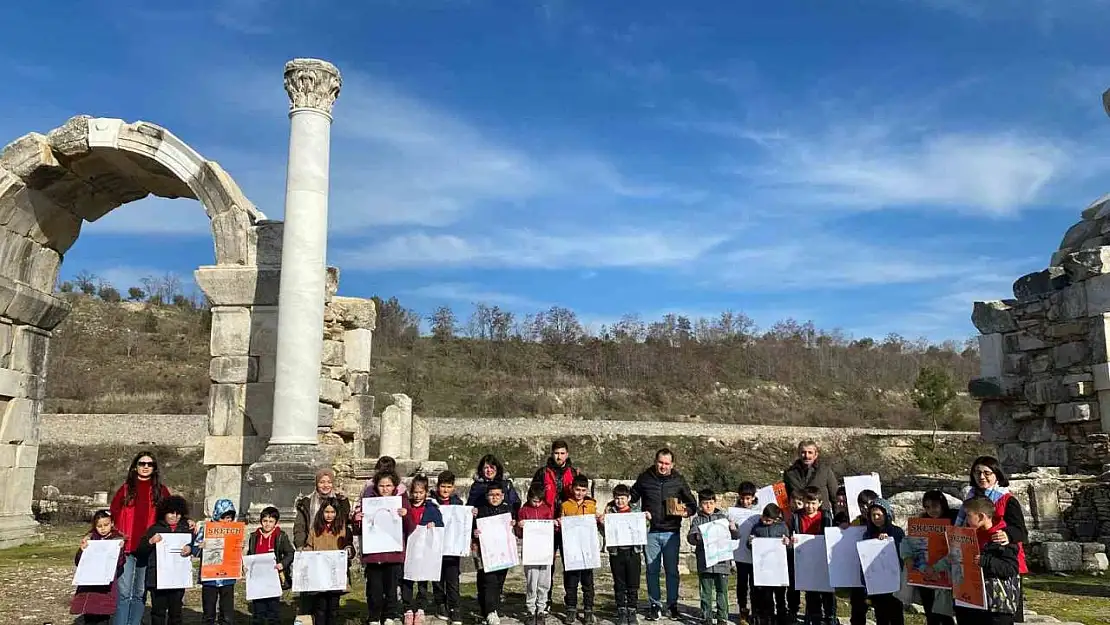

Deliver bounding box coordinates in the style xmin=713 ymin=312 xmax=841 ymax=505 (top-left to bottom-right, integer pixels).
xmin=628 ymin=609 xmax=640 ymax=625
xmin=583 ymin=611 xmax=596 ymax=625
xmin=564 ymin=609 xmax=577 ymax=625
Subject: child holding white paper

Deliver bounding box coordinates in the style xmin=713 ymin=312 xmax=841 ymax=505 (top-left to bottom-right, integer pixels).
xmin=734 ymin=482 xmax=758 ymax=624
xmin=560 ymin=475 xmax=600 ymax=625
xmin=790 ymin=487 xmax=836 ymax=625
xmin=749 ymin=504 xmax=789 ymax=625
xmin=304 ymin=496 xmax=355 ymax=625
xmin=602 ymin=483 xmax=649 ymax=625
xmin=247 ymin=506 xmax=295 ymax=625
xmin=473 ymin=481 xmax=517 ymax=625
xmin=432 ymin=471 xmax=465 ymax=625
xmin=688 ymin=488 xmax=740 ymax=625
xmin=402 ymin=474 xmax=445 ymax=625
xmin=362 ymin=470 xmax=407 ymax=625
xmin=71 ymin=509 xmax=126 ymax=624
xmin=192 ymin=498 xmax=238 ymax=625
xmin=134 ymin=495 xmax=194 ymax=625
xmin=842 ymin=489 xmax=879 ymax=625
xmin=862 ymin=499 xmax=905 ymax=625
xmin=518 ymin=484 xmax=556 ymax=625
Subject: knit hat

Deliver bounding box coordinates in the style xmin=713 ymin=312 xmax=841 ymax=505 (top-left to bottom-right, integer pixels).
xmin=212 ymin=498 xmax=236 ymax=521
xmin=868 ymin=497 xmax=895 ymax=526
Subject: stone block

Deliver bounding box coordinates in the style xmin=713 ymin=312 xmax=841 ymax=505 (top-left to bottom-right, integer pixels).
xmin=349 ymin=372 xmax=371 ymax=395
xmin=210 ymin=307 xmax=251 ymax=357
xmin=195 ymin=266 xmax=280 ymax=307
xmin=1042 ymin=541 xmax=1082 ymax=571
xmin=972 ymin=300 xmax=1018 ymax=334
xmin=257 ymin=355 xmax=276 ymax=383
xmin=380 ymin=393 xmax=413 ymax=458
xmin=1060 ymin=219 xmax=1101 ymax=251
xmin=1082 ymin=552 xmax=1109 ymax=572
xmin=1025 ymin=379 xmax=1068 ymax=405
xmin=0 ymin=367 xmax=28 ymax=398
xmin=203 ymin=435 xmax=267 ymax=465
xmin=0 ymin=399 xmax=34 ymax=444
xmin=319 ymin=377 xmax=348 ymax=407
xmin=4 ymin=282 xmax=69 ymax=330
xmin=330 ymin=296 xmax=376 ymax=330
xmin=1081 ymin=541 xmax=1106 ymax=555
xmin=1006 ymin=331 xmax=1046 ymax=352
xmin=1018 ymin=418 xmax=1057 ymax=444
xmin=15 ymin=443 xmax=37 ymax=468
xmin=1053 ymin=282 xmax=1088 ymax=321
xmin=318 ymin=402 xmax=335 ymax=428
xmin=248 ymin=220 xmax=283 ymax=266
xmin=25 ymin=246 xmax=60 ymax=292
xmin=211 ymin=209 xmax=251 ymax=268
xmin=1064 ymin=246 xmax=1110 ymax=281
xmin=1046 ymin=321 xmax=1087 ymax=339
xmin=997 ymin=443 xmax=1030 ymax=472
xmin=208 ymin=384 xmax=247 ymax=436
xmin=1014 ymin=267 xmax=1069 ymax=300
xmin=1082 ymin=193 xmax=1110 ymax=219
xmin=344 ymin=328 xmax=372 ymax=372
xmin=244 ymin=382 xmax=274 ymax=437
xmin=968 ymin=376 xmax=1020 ymax=400
xmin=979 ymin=334 xmax=1004 ymax=379
xmin=1099 ymin=390 xmax=1110 ymax=432
xmin=9 ymin=325 xmax=47 ymax=376
xmin=1053 ymin=341 xmax=1088 ymax=369
xmin=1067 ymin=380 xmax=1094 ymax=398
xmin=1030 ymin=442 xmax=1069 ymax=467
xmin=209 ymin=356 xmax=257 ymax=384
xmin=248 ymin=306 xmax=278 ymax=356
xmin=320 ymin=365 xmax=345 ymax=380
xmin=980 ymin=401 xmax=1021 ymax=442
xmin=205 ymin=465 xmax=244 ymax=522
xmin=1055 ymin=402 xmax=1093 ymax=424
xmin=321 ymin=340 xmax=344 ymax=367
xmin=411 ymin=415 xmax=430 ymax=461
xmin=338 ymin=395 xmax=374 ymax=435
xmin=1086 ymin=273 xmax=1110 ymax=315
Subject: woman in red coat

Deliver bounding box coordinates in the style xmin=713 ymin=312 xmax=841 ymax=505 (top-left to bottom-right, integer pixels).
xmin=109 ymin=451 xmax=172 ymax=625
xmin=72 ymin=509 xmax=127 ymax=623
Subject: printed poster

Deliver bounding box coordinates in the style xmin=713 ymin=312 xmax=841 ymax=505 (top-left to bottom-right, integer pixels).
xmin=946 ymin=527 xmax=986 ymax=609
xmin=200 ymin=521 xmax=246 ymax=581
xmin=906 ymin=518 xmax=952 ymax=589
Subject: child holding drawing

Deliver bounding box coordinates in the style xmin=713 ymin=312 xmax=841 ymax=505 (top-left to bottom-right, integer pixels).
xmin=432 ymin=471 xmax=464 ymax=625
xmin=842 ymin=488 xmax=879 ymax=625
xmin=134 ymin=495 xmax=194 ymax=625
xmin=790 ymin=487 xmax=836 ymax=625
xmin=473 ymin=481 xmax=517 ymax=625
xmin=518 ymin=484 xmax=556 ymax=625
xmin=560 ymin=475 xmax=600 ymax=625
xmin=361 ymin=470 xmax=407 ymax=625
xmin=862 ymin=499 xmax=905 ymax=625
xmin=900 ymin=491 xmax=956 ymax=625
xmin=749 ymin=503 xmax=789 ymax=625
xmin=402 ymin=474 xmax=445 ymax=625
xmin=192 ymin=498 xmax=238 ymax=625
xmin=688 ymin=488 xmax=740 ymax=625
xmin=958 ymin=496 xmax=1021 ymax=625
xmin=304 ymin=496 xmax=354 ymax=625
xmin=734 ymin=482 xmax=758 ymax=624
xmin=602 ymin=483 xmax=649 ymax=625
xmin=247 ymin=506 xmax=295 ymax=625
xmin=71 ymin=509 xmax=126 ymax=624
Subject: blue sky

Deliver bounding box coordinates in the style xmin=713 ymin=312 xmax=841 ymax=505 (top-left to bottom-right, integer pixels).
xmin=3 ymin=0 xmax=1110 ymax=342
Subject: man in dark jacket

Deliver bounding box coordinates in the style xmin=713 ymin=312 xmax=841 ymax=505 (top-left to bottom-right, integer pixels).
xmin=782 ymin=440 xmax=838 ymax=513
xmin=630 ymin=448 xmax=696 ymax=621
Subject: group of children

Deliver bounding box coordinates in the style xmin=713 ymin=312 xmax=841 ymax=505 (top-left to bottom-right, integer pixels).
xmin=70 ymin=472 xmax=1022 ymax=625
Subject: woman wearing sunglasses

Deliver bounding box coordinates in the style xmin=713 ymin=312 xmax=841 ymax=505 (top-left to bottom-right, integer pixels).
xmin=109 ymin=451 xmax=173 ymax=625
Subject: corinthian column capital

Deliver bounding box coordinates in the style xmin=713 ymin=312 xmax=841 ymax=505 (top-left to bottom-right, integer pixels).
xmin=284 ymin=58 xmax=342 ymax=116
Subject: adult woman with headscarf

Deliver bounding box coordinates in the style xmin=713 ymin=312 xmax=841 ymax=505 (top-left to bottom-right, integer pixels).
xmin=293 ymin=468 xmax=352 ymax=549
xmin=110 ymin=450 xmax=173 ymax=625
xmin=955 ymin=455 xmax=1028 ymax=621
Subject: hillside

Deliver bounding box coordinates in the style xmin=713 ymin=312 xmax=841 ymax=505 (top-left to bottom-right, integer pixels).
xmin=42 ymin=293 xmax=980 ymax=429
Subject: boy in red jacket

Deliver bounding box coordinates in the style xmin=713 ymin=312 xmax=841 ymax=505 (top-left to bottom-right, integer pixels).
xmin=518 ymin=485 xmax=556 ymax=625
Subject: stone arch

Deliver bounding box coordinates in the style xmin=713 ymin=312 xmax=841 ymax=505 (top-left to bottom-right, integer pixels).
xmin=0 ymin=115 xmax=274 ymax=546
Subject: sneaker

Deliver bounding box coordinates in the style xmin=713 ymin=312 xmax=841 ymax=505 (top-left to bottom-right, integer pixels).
xmin=487 ymin=612 xmax=501 ymax=625
xmin=668 ymin=606 xmax=681 ymax=620
xmin=416 ymin=610 xmax=426 ymax=625
xmin=646 ymin=606 xmax=661 ymax=622
xmin=564 ymin=610 xmax=577 ymax=625
xmin=583 ymin=612 xmax=596 ymax=625
xmin=435 ymin=605 xmax=448 ymax=621
xmin=405 ymin=611 xmax=415 ymax=625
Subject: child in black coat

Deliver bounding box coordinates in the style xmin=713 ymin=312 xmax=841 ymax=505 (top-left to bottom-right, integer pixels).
xmin=134 ymin=495 xmax=194 ymax=625
xmin=956 ymin=497 xmax=1021 ymax=625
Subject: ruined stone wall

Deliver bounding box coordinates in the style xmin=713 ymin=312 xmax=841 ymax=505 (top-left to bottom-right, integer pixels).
xmin=971 ymin=194 xmax=1110 ymax=474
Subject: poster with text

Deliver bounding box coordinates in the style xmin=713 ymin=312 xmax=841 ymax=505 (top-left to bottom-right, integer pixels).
xmin=755 ymin=483 xmax=790 ymax=520
xmin=200 ymin=521 xmax=246 ymax=581
xmin=906 ymin=518 xmax=952 ymax=589
xmin=155 ymin=534 xmax=194 ymax=590
xmin=946 ymin=526 xmax=986 ymax=610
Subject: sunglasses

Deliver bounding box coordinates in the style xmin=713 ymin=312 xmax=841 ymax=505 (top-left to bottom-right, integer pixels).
xmin=136 ymin=461 xmax=155 ymax=468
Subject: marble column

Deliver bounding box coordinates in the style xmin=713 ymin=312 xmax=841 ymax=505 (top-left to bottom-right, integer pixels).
xmin=244 ymin=59 xmax=342 ymax=518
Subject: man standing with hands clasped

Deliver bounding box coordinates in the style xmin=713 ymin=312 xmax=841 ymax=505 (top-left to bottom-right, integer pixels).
xmin=783 ymin=440 xmax=838 ymax=513
xmin=631 ymin=448 xmax=697 ymax=621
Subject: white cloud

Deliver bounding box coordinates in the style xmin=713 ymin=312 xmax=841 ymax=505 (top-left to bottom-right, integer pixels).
xmin=82 ymin=197 xmax=211 ymax=235
xmin=404 ymin=282 xmax=547 ymax=309
xmin=734 ymin=125 xmax=1068 ymax=216
xmin=335 ymin=229 xmax=727 ymax=270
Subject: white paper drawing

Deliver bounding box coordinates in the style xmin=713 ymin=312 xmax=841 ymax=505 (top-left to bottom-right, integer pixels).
xmin=844 ymin=474 xmax=883 ymax=521
xmin=824 ymin=526 xmax=866 ymax=588
xmin=793 ymin=535 xmax=833 ymax=592
xmin=155 ymin=534 xmax=194 ymax=590
xmin=292 ymin=550 xmax=348 ymax=593
xmin=522 ymin=519 xmax=556 ymax=566
xmin=603 ymin=512 xmax=648 ymax=548
xmin=404 ymin=526 xmax=445 ymax=582
xmin=477 ymin=513 xmax=519 ymax=572
xmin=561 ymin=515 xmax=602 ymax=571
xmin=362 ymin=496 xmax=404 ymax=554
xmin=856 ymin=538 xmax=901 ymax=596
xmin=754 ymin=485 xmax=777 ymax=510
xmin=243 ymin=553 xmax=283 ymax=600
xmin=727 ymin=508 xmax=761 ymax=564
xmin=698 ymin=518 xmax=735 ymax=568
xmin=73 ymin=539 xmax=123 ymax=586
xmin=752 ymin=538 xmax=790 ymax=587
xmin=440 ymin=505 xmax=475 ymax=557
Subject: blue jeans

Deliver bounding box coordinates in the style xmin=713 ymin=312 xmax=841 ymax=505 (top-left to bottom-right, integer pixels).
xmin=114 ymin=554 xmax=147 ymax=625
xmin=644 ymin=531 xmax=680 ymax=609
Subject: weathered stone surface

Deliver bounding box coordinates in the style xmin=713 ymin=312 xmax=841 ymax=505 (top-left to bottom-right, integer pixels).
xmin=329 ymin=296 xmax=377 ymax=330
xmin=1025 ymin=380 xmax=1068 ymax=405
xmin=205 ymin=466 xmax=244 ymax=523
xmin=349 ymin=372 xmax=371 ymax=395
xmin=980 ymin=401 xmax=1021 ymax=442
xmin=1006 ymin=331 xmax=1047 ymax=352
xmin=344 ymin=328 xmax=372 ymax=372
xmin=26 ymin=246 xmax=60 ymax=292
xmin=1060 ymin=220 xmax=1102 ymax=251
xmin=1053 ymin=341 xmax=1088 ymax=369
xmin=979 ymin=333 xmax=1004 ymax=379
xmin=243 ymin=382 xmax=274 ymax=437
xmin=1014 ymin=267 xmax=1069 ymax=300
xmin=971 ymin=300 xmax=1018 ymax=334
xmin=9 ymin=326 xmax=47 ymax=377
xmin=208 ymin=384 xmax=247 ymax=437
xmin=1045 ymin=321 xmax=1087 ymax=339
xmin=1081 ymin=193 xmax=1110 ymax=219
xmin=380 ymin=393 xmax=413 ymax=458
xmin=1064 ymin=246 xmax=1110 ymax=281
xmin=1082 ymin=551 xmax=1109 ymax=572
xmin=968 ymin=376 xmax=1020 ymax=400
xmin=1018 ymin=418 xmax=1057 ymax=444
xmin=0 ymin=399 xmax=36 ymax=444
xmin=202 ymin=435 xmax=266 ymax=465
xmin=1085 ymin=273 xmax=1110 ymax=315
xmin=195 ymin=266 xmax=280 ymax=307
xmin=209 ymin=307 xmax=251 ymax=357
xmin=411 ymin=415 xmax=430 ymax=461
xmin=997 ymin=443 xmax=1029 ymax=471
xmin=211 ymin=208 xmax=251 ymax=267
xmin=321 ymin=340 xmax=344 ymax=367
xmin=318 ymin=402 xmax=335 ymax=428
xmin=1054 ymin=402 xmax=1093 ymax=424
xmin=1041 ymin=541 xmax=1082 ymax=571
xmin=209 ymin=356 xmax=257 ymax=384
xmin=318 ymin=377 xmax=348 ymax=407
xmin=1050 ymin=282 xmax=1088 ymax=321
xmin=248 ymin=306 xmax=278 ymax=357
xmin=248 ymin=220 xmax=283 ymax=266
xmin=1030 ymin=442 xmax=1070 ymax=467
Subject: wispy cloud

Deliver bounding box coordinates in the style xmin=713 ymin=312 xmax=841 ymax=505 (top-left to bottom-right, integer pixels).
xmin=335 ymin=229 xmax=727 ymax=271
xmin=83 ymin=198 xmax=211 ymax=235
xmin=404 ymin=282 xmax=547 ymax=309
